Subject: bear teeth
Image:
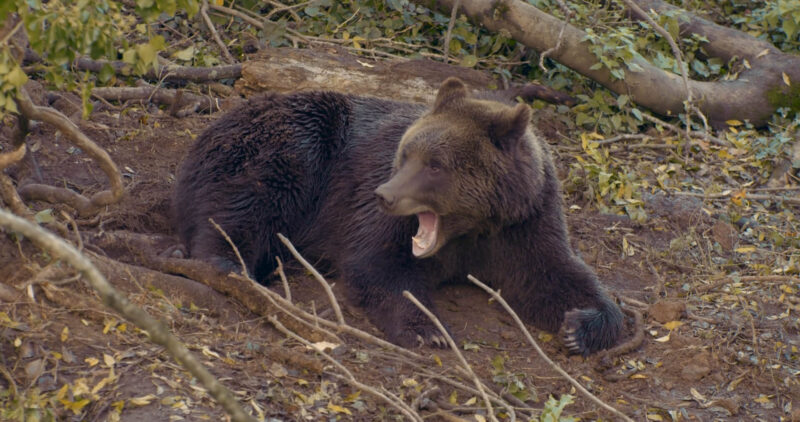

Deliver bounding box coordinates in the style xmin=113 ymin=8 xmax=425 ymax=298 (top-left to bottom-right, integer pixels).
xmin=412 ymin=235 xmax=432 ymax=250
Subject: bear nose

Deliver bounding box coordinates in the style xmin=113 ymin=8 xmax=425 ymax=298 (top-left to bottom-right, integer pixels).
xmin=374 ymin=185 xmax=395 ymax=209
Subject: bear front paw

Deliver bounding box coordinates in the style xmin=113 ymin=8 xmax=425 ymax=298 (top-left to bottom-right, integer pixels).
xmin=560 ymin=306 xmax=621 ymax=356
xmin=380 ymin=311 xmax=451 ymax=350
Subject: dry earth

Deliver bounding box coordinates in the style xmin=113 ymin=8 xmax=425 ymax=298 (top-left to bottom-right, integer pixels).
xmin=1 ymin=78 xmax=799 ymax=421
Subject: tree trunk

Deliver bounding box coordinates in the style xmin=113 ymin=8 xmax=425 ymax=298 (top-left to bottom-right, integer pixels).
xmin=414 ymin=0 xmax=800 ymax=127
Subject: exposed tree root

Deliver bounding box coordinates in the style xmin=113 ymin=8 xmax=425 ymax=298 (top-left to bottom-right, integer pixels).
xmin=14 ymin=87 xmax=124 ymax=217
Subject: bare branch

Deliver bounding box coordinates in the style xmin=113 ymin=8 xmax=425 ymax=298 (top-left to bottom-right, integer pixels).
xmin=403 ymin=290 xmax=500 ymax=422
xmin=0 ymin=209 xmax=256 ymax=422
xmin=14 ymin=86 xmax=124 ymax=217
xmin=466 ymin=275 xmax=634 ymax=422
xmin=71 ymin=57 xmax=241 ymax=82
xmin=91 ymin=83 xmax=222 ymax=115
xmin=277 ymin=233 xmax=345 ymax=326
xmin=442 ymin=0 xmax=462 ymax=64
xmin=201 ymin=0 xmax=236 ymax=64
xmin=268 ymin=315 xmax=423 ymax=422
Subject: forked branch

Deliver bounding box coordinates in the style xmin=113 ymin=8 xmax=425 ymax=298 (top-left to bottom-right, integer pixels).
xmin=14 ymin=87 xmax=124 ymax=217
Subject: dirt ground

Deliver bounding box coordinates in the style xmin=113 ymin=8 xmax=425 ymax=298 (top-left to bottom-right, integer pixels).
xmin=1 ymin=83 xmax=799 ymax=421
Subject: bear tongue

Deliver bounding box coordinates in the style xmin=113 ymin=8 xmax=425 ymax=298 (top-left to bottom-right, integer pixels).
xmin=412 ymin=211 xmax=438 ymax=257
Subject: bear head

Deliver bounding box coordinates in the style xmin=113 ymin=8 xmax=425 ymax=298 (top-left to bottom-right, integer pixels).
xmin=375 ymin=77 xmax=545 ymax=258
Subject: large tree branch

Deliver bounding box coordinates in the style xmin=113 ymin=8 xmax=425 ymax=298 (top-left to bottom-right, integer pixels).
xmin=629 ymin=0 xmax=781 ymax=62
xmin=415 ymin=0 xmax=800 ymax=126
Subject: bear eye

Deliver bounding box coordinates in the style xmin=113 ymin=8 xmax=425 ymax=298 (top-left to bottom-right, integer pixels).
xmin=429 ymin=160 xmax=442 ymax=173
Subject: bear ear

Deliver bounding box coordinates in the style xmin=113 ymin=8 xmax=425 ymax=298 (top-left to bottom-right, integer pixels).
xmin=489 ymin=103 xmax=531 ymax=151
xmin=433 ymin=77 xmax=468 ymax=112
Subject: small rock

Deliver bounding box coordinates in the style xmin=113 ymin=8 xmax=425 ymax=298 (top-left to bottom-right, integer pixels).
xmin=711 ymin=220 xmax=738 ymax=251
xmin=680 ymin=352 xmax=711 ymax=381
xmin=648 ymin=300 xmax=686 ymax=323
xmin=500 ymin=330 xmax=516 ymax=340
xmin=709 ymin=397 xmax=740 ymax=416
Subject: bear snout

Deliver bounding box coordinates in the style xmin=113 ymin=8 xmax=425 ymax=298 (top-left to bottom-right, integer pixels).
xmin=375 ymin=185 xmax=396 ymax=210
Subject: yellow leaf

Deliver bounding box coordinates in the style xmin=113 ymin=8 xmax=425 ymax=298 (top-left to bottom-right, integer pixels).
xmin=85 ymin=357 xmax=99 ymax=367
xmin=646 ymin=414 xmax=663 ymax=421
xmin=60 ymin=398 xmax=91 ymax=415
xmin=61 ymin=326 xmax=69 ymax=342
xmin=103 ymin=319 xmax=116 ymax=334
xmin=754 ymin=394 xmax=771 ymax=404
xmin=129 ymin=394 xmax=157 ymax=406
xmin=654 ymin=333 xmax=671 ymax=342
xmin=538 ymin=332 xmax=553 ymax=342
xmin=663 ymin=321 xmax=683 ymax=330
xmin=475 ymin=415 xmax=486 ymax=422
xmin=327 ymin=402 xmax=352 ymax=415
xmin=756 ymin=48 xmax=770 ymax=58
xmin=433 ymin=354 xmax=442 ymax=367
xmin=57 ymin=384 xmax=69 ymax=400
xmin=103 ymin=353 xmax=115 ymax=368
xmin=14 ymin=337 xmax=21 ymax=347
xmin=344 ymin=391 xmax=361 ymax=402
xmin=112 ymin=400 xmax=125 ymax=413
xmin=117 ymin=323 xmax=127 ymax=333
xmin=725 ymin=119 xmax=743 ymax=126
xmin=464 ymin=396 xmax=477 ymax=406
xmin=735 ymin=246 xmax=756 ymax=253
xmin=402 ymin=378 xmax=418 ymax=387
xmin=52 ymin=351 xmax=62 ymax=360
xmin=783 ymin=72 xmax=791 ymax=86
xmin=296 ymin=379 xmax=308 ymax=386
xmin=630 ymin=374 xmax=648 ymax=379
xmin=449 ymin=390 xmax=458 ymax=404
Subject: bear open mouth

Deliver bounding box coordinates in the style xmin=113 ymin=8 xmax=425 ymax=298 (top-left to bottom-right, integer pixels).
xmin=412 ymin=211 xmax=439 ymax=257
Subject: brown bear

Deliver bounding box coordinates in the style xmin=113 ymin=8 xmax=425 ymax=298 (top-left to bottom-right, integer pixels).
xmin=174 ymin=78 xmax=623 ymax=355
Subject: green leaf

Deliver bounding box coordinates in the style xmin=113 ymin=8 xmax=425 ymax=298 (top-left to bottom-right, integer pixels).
xmin=449 ymin=38 xmax=462 ymax=54
xmin=35 ymin=209 xmax=54 ymax=224
xmin=172 ymin=46 xmax=195 ymax=61
xmin=6 ymin=65 xmax=28 ymax=88
xmin=460 ymin=54 xmax=478 ymax=68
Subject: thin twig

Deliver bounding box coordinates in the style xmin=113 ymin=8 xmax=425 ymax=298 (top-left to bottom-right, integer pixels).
xmin=403 ymin=291 xmax=499 ymax=422
xmin=201 ymin=0 xmax=236 ymax=64
xmin=268 ymin=316 xmax=423 ymax=422
xmin=594 ymin=134 xmax=653 ymax=146
xmin=0 ymin=209 xmax=256 ymax=422
xmin=276 ymin=256 xmax=291 ymax=302
xmin=695 ymin=275 xmax=800 ymax=294
xmin=671 ymin=190 xmax=800 ymax=206
xmin=642 ymin=112 xmax=729 ymax=147
xmin=277 ymin=233 xmax=345 ymax=326
xmin=442 ymin=0 xmax=462 ymax=63
xmin=539 ymin=0 xmax=571 ymax=72
xmin=467 ymin=275 xmax=634 ymax=422
xmin=209 ymin=218 xmax=250 ymax=279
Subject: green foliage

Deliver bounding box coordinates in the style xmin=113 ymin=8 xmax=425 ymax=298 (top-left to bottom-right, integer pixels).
xmin=0 ymin=386 xmax=57 ymax=422
xmin=566 ymin=132 xmax=647 ymax=222
xmin=0 ymin=0 xmax=198 ymax=118
xmin=539 ymin=394 xmax=577 ymax=422
xmin=490 ymin=354 xmax=537 ymax=402
xmin=753 ymin=0 xmax=800 ymax=48
xmin=583 ymin=26 xmax=645 ymax=80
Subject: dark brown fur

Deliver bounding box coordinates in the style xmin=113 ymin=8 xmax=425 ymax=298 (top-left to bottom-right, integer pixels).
xmin=174 ymin=78 xmax=622 ymax=355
